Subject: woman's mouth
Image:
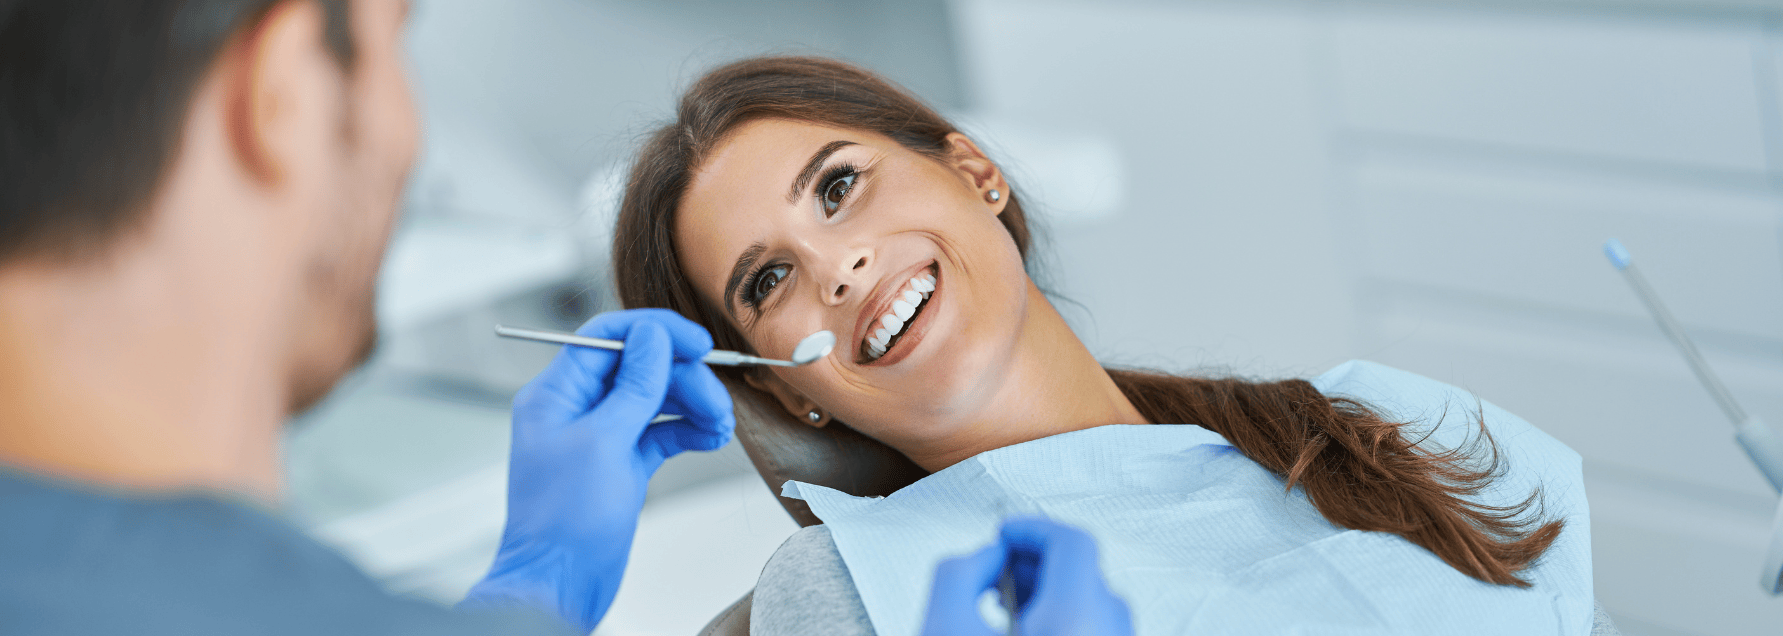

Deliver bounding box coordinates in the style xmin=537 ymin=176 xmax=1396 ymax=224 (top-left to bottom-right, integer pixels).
xmin=861 ymin=266 xmax=938 ymax=363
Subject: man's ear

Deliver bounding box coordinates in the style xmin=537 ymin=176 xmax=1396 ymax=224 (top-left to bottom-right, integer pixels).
xmin=224 ymin=0 xmax=334 ymax=186
xmin=944 ymin=132 xmax=1009 ymax=216
xmin=744 ymin=368 xmax=832 ymax=428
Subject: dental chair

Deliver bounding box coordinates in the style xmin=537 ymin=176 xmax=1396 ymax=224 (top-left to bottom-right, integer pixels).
xmin=695 ymin=380 xmax=1621 ymax=636
xmin=720 ymin=380 xmax=929 ymax=527
xmin=697 ymin=379 xmax=922 ymax=635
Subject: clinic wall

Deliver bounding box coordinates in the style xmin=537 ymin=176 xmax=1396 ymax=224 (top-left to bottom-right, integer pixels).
xmin=954 ymin=0 xmax=1355 ymax=378
xmin=404 ymin=0 xmax=965 ymax=229
xmin=954 ymin=0 xmax=1783 ymax=633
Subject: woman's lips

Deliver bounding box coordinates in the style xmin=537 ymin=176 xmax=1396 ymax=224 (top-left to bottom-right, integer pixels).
xmin=858 ymin=264 xmax=939 ymax=366
xmin=853 ymin=261 xmax=936 ymax=356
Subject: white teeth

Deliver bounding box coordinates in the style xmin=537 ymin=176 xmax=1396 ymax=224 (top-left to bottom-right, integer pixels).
xmin=865 ymin=270 xmax=939 ymax=360
xmin=867 ymin=327 xmax=889 ymax=358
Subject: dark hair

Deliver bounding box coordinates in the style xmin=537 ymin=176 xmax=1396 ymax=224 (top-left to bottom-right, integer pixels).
xmin=614 ymin=55 xmax=1561 ymax=587
xmin=0 ymin=0 xmax=354 ymax=264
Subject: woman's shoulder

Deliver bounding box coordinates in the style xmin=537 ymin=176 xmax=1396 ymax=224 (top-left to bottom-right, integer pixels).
xmin=1312 ymin=360 xmax=1532 ymax=439
xmin=1311 ymin=359 xmax=1452 ymax=400
xmin=1312 ymin=360 xmax=1584 ymax=501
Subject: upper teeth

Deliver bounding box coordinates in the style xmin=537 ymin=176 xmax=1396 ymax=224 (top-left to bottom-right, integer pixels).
xmin=867 ymin=273 xmax=937 ymax=359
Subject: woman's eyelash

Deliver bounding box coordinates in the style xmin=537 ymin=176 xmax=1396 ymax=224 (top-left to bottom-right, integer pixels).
xmin=740 ymin=266 xmax=770 ymax=308
xmin=740 ymin=262 xmax=789 ymax=311
xmin=815 ymin=163 xmax=861 ymax=216
xmin=816 ymin=163 xmax=857 ymax=192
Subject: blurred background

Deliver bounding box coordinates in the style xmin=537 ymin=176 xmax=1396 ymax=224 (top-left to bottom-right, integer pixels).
xmin=281 ymin=0 xmax=1783 ymax=634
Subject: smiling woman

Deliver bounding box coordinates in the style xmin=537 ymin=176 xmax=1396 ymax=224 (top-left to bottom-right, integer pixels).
xmin=611 ymin=56 xmax=1568 ymax=616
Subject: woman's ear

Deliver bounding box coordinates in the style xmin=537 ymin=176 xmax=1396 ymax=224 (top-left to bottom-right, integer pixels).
xmin=744 ymin=368 xmax=832 ymax=428
xmin=944 ymin=132 xmax=1009 ymax=216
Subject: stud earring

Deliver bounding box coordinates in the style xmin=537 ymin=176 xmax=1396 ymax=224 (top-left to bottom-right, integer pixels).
xmin=986 ymin=189 xmax=1002 ymax=203
xmin=808 ymin=410 xmax=823 ymax=423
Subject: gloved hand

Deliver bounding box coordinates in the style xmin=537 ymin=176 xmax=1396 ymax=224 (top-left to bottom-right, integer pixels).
xmin=921 ymin=516 xmax=1134 ymax=636
xmin=459 ymin=309 xmax=736 ymax=633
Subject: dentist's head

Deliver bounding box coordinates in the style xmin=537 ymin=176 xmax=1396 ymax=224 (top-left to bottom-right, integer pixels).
xmin=0 ymin=0 xmax=418 ymax=495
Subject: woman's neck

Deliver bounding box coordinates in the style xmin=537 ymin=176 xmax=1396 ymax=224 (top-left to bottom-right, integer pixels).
xmin=899 ymin=282 xmax=1147 ymax=472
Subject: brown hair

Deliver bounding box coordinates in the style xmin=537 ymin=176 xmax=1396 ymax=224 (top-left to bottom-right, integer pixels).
xmin=613 ymin=55 xmax=1560 ymax=587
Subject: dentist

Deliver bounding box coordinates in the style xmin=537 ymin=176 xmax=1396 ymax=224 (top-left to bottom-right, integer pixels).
xmin=0 ymin=1 xmax=1131 ymax=634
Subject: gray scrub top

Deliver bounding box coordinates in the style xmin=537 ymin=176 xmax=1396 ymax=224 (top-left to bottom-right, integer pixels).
xmin=0 ymin=467 xmax=570 ymax=636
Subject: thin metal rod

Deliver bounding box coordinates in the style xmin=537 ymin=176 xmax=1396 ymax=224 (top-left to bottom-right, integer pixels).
xmin=1616 ymin=262 xmax=1748 ymax=425
xmin=494 ymin=324 xmax=794 ymax=367
xmin=494 ymin=325 xmax=623 ymax=351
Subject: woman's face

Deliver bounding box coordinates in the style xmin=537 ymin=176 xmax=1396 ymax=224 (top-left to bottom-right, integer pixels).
xmin=675 ymin=118 xmax=1028 ymax=444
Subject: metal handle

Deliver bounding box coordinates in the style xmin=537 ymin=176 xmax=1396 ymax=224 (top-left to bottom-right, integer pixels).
xmin=493 ymin=324 xmax=795 ymax=367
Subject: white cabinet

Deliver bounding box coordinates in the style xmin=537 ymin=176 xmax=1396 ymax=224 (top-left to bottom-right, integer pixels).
xmin=1330 ymin=8 xmax=1773 ymax=173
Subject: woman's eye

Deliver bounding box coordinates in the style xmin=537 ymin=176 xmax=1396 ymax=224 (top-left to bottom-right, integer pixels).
xmin=749 ymin=264 xmax=791 ymax=305
xmin=821 ymin=172 xmax=856 ymax=216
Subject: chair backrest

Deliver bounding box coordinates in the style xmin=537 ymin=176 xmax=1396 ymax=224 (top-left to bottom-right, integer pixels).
xmin=723 ymin=378 xmax=930 ymax=526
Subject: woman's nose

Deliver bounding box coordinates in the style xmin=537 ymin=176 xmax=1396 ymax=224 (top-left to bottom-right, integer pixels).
xmin=823 ymin=251 xmax=871 ymax=305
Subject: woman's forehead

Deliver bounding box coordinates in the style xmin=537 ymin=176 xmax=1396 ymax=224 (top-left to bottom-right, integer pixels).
xmin=687 ymin=118 xmax=883 ymax=201
xmin=687 ymin=120 xmax=832 ymax=209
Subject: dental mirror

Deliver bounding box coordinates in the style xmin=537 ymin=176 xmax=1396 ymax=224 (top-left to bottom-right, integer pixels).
xmin=788 ymin=329 xmax=837 ymax=366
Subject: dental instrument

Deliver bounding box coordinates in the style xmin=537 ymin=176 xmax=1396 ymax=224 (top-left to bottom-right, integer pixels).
xmin=495 ymin=324 xmax=836 ymax=424
xmin=1603 ymin=238 xmax=1783 ymax=594
xmin=1601 ymin=239 xmax=1783 ymax=493
xmin=998 ymin=549 xmax=1034 ymax=636
xmin=495 ymin=324 xmax=835 ymax=367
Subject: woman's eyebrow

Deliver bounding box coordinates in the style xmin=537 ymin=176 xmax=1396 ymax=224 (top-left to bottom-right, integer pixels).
xmin=724 ymin=242 xmax=768 ymax=319
xmin=786 ymin=140 xmax=858 ymax=204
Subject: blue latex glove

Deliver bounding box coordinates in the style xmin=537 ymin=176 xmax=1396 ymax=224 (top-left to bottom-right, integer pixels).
xmin=460 ymin=309 xmax=736 ymax=633
xmin=921 ymin=516 xmax=1134 ymax=636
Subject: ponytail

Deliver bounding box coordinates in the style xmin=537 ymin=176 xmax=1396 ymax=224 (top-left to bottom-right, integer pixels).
xmin=1106 ymin=368 xmax=1561 ymax=587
